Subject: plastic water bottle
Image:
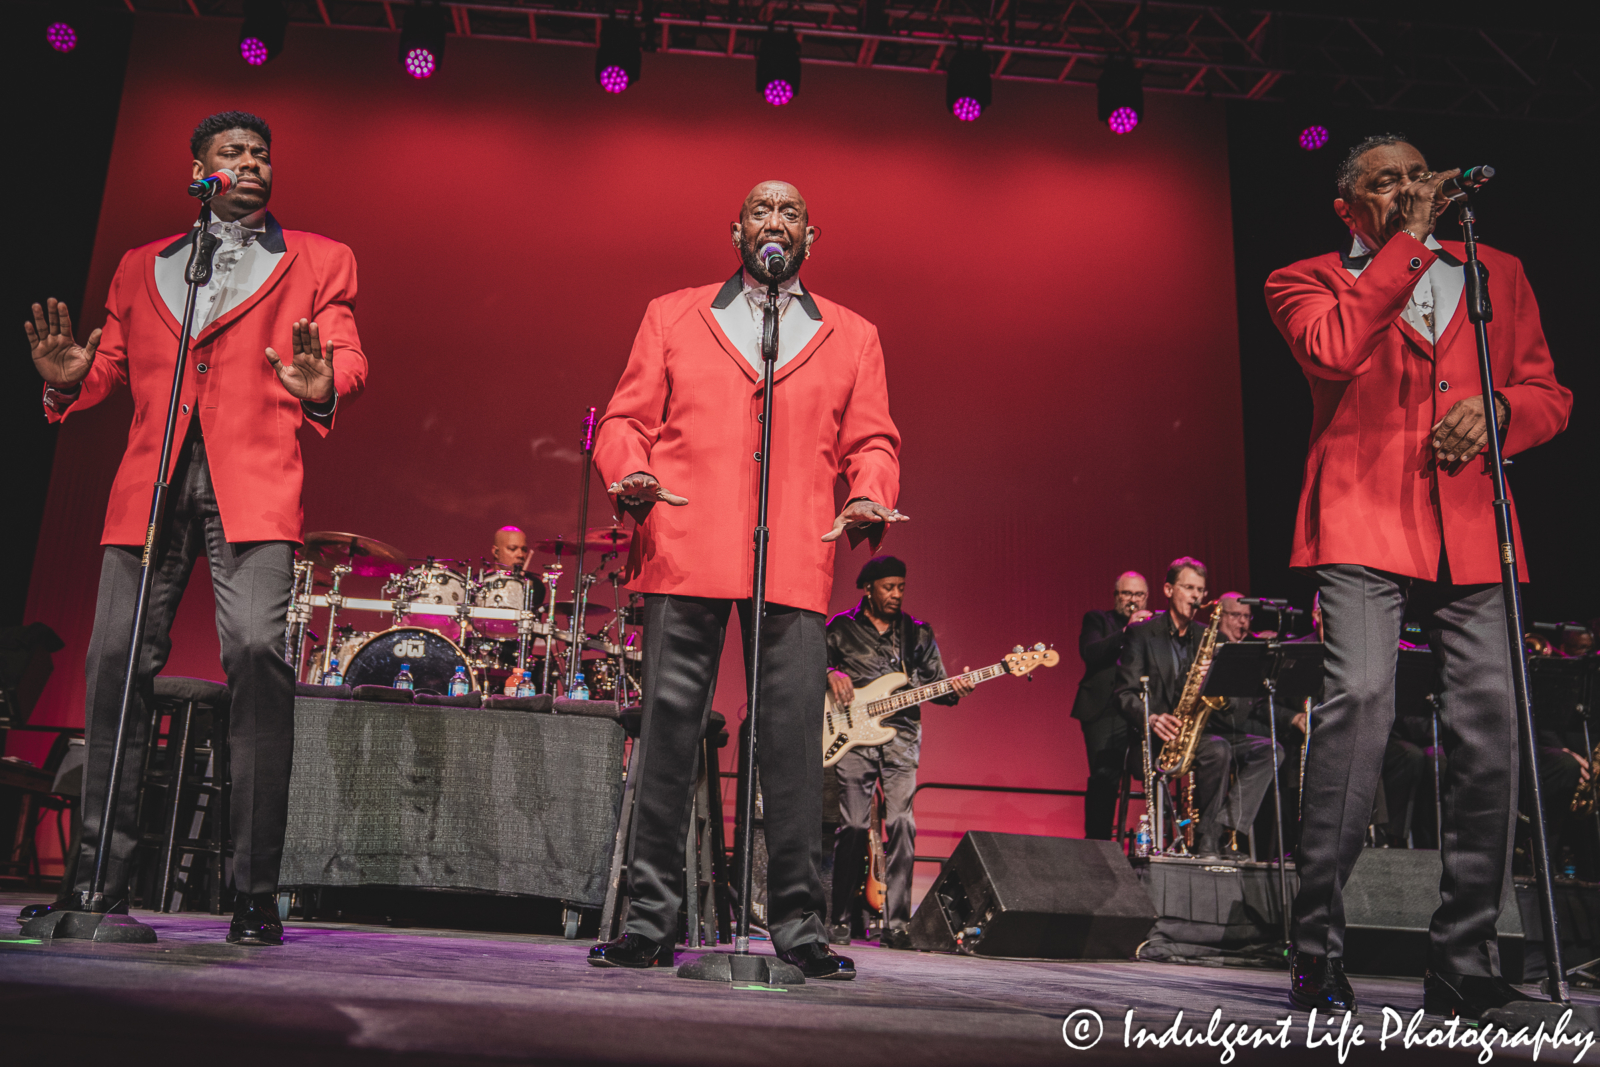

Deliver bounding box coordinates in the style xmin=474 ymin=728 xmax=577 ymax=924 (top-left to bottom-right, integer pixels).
xmin=514 ymin=670 xmax=534 ymax=698
xmin=394 ymin=663 xmax=414 ymax=690
xmin=570 ymin=671 xmax=589 ymax=701
xmin=320 ymin=657 xmax=343 ymax=686
xmin=447 ymin=666 xmax=470 ymax=697
xmin=1134 ymin=813 xmax=1152 ymax=858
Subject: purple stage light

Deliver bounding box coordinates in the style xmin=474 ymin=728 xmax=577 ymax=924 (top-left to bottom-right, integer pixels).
xmin=951 ymin=96 xmax=982 ymax=122
xmin=1107 ymin=106 xmax=1139 ymax=134
xmin=763 ymin=79 xmax=794 ymax=106
xmin=404 ymin=47 xmax=436 ymax=79
xmin=240 ymin=36 xmax=270 ymax=66
xmin=47 ymin=22 xmax=77 ymax=53
xmin=599 ymin=64 xmax=630 ymax=93
xmin=1299 ymin=125 xmax=1330 ymax=151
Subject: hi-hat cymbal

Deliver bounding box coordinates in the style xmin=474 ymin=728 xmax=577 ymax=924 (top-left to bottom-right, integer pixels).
xmin=534 ymin=525 xmax=633 ymax=555
xmin=553 ymin=602 xmax=613 ymax=618
xmin=301 ymin=532 xmax=409 ymax=577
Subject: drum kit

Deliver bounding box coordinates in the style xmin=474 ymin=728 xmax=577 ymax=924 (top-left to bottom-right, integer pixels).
xmin=286 ymin=527 xmax=644 ymax=701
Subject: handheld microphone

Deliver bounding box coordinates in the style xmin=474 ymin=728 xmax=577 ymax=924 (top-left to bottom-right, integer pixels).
xmin=758 ymin=242 xmax=788 ymax=276
xmin=188 ymin=168 xmax=238 ymax=200
xmin=1442 ymin=165 xmax=1494 ymax=200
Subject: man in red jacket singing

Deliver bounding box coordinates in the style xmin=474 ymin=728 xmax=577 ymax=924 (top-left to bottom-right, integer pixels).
xmin=587 ymin=181 xmax=901 ymax=978
xmin=1266 ymin=135 xmax=1570 ymax=1018
xmin=21 ymin=112 xmax=367 ymax=945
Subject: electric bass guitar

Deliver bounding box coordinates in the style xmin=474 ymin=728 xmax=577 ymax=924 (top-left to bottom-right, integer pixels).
xmin=822 ymin=643 xmax=1059 ymax=767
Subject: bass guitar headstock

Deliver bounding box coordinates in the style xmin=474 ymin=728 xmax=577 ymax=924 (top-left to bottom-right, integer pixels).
xmin=1004 ymin=643 xmax=1059 ymax=676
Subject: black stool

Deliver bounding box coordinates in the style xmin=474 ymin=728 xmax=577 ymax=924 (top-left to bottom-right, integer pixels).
xmin=135 ymin=676 xmax=231 ymax=914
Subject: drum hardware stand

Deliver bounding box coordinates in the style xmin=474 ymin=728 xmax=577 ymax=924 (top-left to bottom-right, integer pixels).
xmin=539 ymin=553 xmax=564 ymax=695
xmin=564 ymin=408 xmax=599 ymax=696
xmin=1457 ymin=190 xmax=1567 ymax=1005
xmin=319 ymin=564 xmax=351 ymax=679
xmin=285 ymin=560 xmax=315 ymax=676
xmin=678 ymin=281 xmax=805 ymax=986
xmin=24 ymin=196 xmax=231 ymax=944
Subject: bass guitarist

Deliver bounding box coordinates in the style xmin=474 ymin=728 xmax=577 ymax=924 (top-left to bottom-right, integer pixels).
xmin=825 ymin=555 xmax=973 ymax=948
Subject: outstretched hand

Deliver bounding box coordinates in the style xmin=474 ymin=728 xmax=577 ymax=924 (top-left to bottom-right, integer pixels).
xmin=820 ymin=498 xmax=907 ymax=543
xmin=26 ymin=299 xmax=100 ymax=387
xmin=610 ymin=472 xmax=688 ymax=508
xmin=266 ymin=319 xmax=335 ymax=403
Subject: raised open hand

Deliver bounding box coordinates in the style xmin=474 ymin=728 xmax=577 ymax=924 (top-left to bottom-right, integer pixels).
xmin=26 ymin=299 xmax=100 ymax=387
xmin=265 ymin=319 xmax=335 ymax=403
xmin=820 ymin=498 xmax=907 ymax=543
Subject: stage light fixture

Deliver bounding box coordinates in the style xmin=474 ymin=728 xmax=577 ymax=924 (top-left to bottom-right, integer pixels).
xmin=596 ymin=17 xmax=642 ymax=93
xmin=239 ymin=0 xmax=288 ymax=66
xmin=945 ymin=44 xmax=991 ymax=122
xmin=46 ymin=21 xmax=77 ymax=52
xmin=756 ymin=29 xmax=801 ymax=107
xmin=1299 ymin=124 xmax=1330 ymax=151
xmin=1097 ymin=55 xmax=1143 ymax=134
xmin=399 ymin=1 xmax=448 ymax=79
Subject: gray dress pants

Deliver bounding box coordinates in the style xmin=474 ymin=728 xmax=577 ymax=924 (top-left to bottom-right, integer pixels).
xmin=74 ymin=429 xmax=296 ymax=903
xmin=1291 ymin=563 xmax=1517 ymax=977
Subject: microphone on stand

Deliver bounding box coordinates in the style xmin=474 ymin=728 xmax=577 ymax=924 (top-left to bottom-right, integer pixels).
xmin=758 ymin=242 xmax=788 ymax=277
xmin=1442 ymin=165 xmax=1494 ymax=200
xmin=188 ymin=168 xmax=238 ymax=200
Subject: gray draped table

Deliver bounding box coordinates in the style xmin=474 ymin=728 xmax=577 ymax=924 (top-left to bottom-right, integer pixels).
xmin=281 ymin=698 xmax=626 ymax=906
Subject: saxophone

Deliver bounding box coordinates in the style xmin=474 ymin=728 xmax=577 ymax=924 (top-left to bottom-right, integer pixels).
xmin=1573 ymin=741 xmax=1600 ymax=815
xmin=1155 ymin=601 xmax=1228 ymax=778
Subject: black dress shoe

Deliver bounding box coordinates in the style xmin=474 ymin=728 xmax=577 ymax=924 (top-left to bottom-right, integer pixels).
xmin=588 ymin=932 xmax=672 ymax=969
xmin=1194 ymin=830 xmax=1223 ymax=860
xmin=828 ymin=922 xmax=852 ymax=946
xmin=1289 ymin=951 xmax=1357 ymax=1014
xmin=227 ymin=893 xmax=284 ymax=946
xmin=16 ymin=895 xmax=119 ymax=923
xmin=880 ymin=926 xmax=913 ymax=950
xmin=777 ymin=940 xmax=856 ymax=980
xmin=1423 ymin=971 xmax=1535 ymax=1020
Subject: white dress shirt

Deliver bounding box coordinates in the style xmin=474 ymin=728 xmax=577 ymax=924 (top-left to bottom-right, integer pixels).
xmin=709 ymin=269 xmax=823 ymax=372
xmin=1346 ymin=231 xmax=1463 ymax=345
xmin=153 ymin=211 xmax=283 ymax=337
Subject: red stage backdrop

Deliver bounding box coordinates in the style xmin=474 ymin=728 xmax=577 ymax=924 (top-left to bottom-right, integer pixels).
xmin=21 ymin=15 xmax=1248 ymax=900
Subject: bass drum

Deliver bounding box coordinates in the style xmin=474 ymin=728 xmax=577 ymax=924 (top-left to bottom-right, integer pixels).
xmin=344 ymin=627 xmax=476 ymax=694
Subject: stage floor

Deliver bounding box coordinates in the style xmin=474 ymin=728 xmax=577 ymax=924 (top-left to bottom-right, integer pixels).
xmin=0 ymin=892 xmax=1593 ymax=1065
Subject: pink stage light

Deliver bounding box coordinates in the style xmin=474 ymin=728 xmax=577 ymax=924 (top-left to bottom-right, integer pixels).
xmin=951 ymin=96 xmax=982 ymax=122
xmin=1299 ymin=125 xmax=1330 ymax=151
xmin=47 ymin=22 xmax=77 ymax=53
xmin=1107 ymin=106 xmax=1139 ymax=134
xmin=763 ymin=79 xmax=794 ymax=106
xmin=404 ymin=47 xmax=436 ymax=79
xmin=599 ymin=65 xmax=630 ymax=93
xmin=240 ymin=37 xmax=270 ymax=66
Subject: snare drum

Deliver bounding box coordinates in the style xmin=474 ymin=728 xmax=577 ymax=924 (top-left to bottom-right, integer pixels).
xmin=343 ymin=627 xmax=476 ymax=694
xmin=389 ymin=564 xmax=469 ymax=642
xmin=471 ymin=572 xmax=548 ymax=637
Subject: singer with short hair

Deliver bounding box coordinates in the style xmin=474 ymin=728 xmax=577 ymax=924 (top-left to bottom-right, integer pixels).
xmin=588 ymin=181 xmax=901 ymax=979
xmin=20 ymin=111 xmax=368 ymax=945
xmin=1266 ymin=134 xmax=1570 ymax=1019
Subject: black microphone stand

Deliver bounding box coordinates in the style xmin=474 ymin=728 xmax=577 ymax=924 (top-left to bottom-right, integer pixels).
xmin=25 ymin=196 xmax=223 ymax=944
xmin=1457 ymin=196 xmax=1568 ymax=1004
xmin=564 ymin=408 xmax=599 ymax=696
xmin=679 ymin=278 xmax=804 ymax=985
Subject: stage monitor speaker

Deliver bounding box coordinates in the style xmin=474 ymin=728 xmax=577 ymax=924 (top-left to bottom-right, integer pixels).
xmin=1341 ymin=847 xmax=1523 ymax=979
xmin=908 ymin=831 xmax=1156 ymax=959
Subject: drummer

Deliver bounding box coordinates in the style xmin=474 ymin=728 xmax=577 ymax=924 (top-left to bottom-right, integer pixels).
xmin=490 ymin=526 xmax=530 ymax=574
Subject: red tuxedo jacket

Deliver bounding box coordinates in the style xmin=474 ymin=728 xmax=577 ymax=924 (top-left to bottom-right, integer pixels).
xmin=1265 ymin=234 xmax=1570 ymax=584
xmin=46 ymin=215 xmax=367 ymax=546
xmin=595 ymin=273 xmax=901 ymax=615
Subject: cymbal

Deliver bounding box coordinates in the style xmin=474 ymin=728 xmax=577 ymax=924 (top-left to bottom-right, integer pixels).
xmin=301 ymin=532 xmax=409 ymax=577
xmin=534 ymin=525 xmax=633 ymax=555
xmin=553 ymin=602 xmax=613 ymax=618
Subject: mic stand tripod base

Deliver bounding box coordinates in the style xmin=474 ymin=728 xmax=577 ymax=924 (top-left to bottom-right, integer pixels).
xmin=676 ymin=950 xmax=806 ymax=986
xmin=21 ymin=906 xmax=157 ymax=944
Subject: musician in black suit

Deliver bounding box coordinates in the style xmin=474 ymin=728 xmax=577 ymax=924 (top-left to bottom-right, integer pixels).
xmin=1072 ymin=571 xmax=1152 ymax=839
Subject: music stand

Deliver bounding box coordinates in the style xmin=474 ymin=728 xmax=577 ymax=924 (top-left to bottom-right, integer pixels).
xmin=1201 ymin=639 xmax=1324 ymax=947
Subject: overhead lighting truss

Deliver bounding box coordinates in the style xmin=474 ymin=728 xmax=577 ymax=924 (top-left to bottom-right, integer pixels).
xmin=96 ymin=0 xmax=1597 ymax=121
